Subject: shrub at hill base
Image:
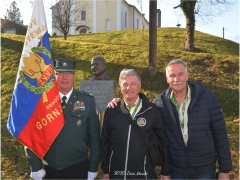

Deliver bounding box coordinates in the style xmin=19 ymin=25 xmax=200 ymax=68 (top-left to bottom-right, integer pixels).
xmin=1 ymin=19 xmax=27 ymax=35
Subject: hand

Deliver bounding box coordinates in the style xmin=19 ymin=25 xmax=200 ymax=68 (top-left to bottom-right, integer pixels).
xmin=159 ymin=175 xmax=170 ymax=180
xmin=218 ymin=172 xmax=230 ymax=180
xmin=107 ymin=98 xmax=121 ymax=108
xmin=30 ymin=169 xmax=46 ymax=180
xmin=87 ymin=171 xmax=98 ymax=180
xmin=102 ymin=174 xmax=110 ymax=180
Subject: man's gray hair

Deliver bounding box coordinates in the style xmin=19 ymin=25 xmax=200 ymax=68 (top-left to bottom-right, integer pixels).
xmin=119 ymin=69 xmax=141 ymax=85
xmin=166 ymin=59 xmax=188 ymax=75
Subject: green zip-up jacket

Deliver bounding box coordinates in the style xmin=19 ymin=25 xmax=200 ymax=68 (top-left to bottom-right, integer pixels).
xmin=25 ymin=88 xmax=100 ymax=172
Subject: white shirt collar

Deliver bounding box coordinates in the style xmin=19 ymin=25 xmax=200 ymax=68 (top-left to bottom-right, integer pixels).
xmin=125 ymin=96 xmax=140 ymax=108
xmin=59 ymin=88 xmax=73 ymax=104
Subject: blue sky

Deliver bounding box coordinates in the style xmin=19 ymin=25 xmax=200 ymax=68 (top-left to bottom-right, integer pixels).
xmin=1 ymin=0 xmax=239 ymax=43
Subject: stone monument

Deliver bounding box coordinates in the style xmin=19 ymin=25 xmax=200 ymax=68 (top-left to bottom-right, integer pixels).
xmin=79 ymin=56 xmax=116 ymax=128
xmin=90 ymin=56 xmax=110 ymax=80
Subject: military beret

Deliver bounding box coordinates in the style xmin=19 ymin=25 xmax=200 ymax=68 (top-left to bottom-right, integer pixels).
xmin=54 ymin=58 xmax=75 ymax=72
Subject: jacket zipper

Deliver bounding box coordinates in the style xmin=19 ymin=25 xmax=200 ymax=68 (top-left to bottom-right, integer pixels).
xmin=134 ymin=107 xmax=152 ymax=119
xmin=185 ymin=146 xmax=189 ymax=169
xmin=109 ymin=150 xmax=113 ymax=173
xmin=124 ymin=124 xmax=132 ymax=180
xmin=124 ymin=106 xmax=152 ymax=179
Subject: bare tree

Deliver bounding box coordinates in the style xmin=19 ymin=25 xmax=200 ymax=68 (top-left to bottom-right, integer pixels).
xmin=51 ymin=0 xmax=90 ymax=40
xmin=4 ymin=1 xmax=23 ymax=24
xmin=137 ymin=0 xmax=145 ymax=40
xmin=174 ymin=0 xmax=234 ymax=52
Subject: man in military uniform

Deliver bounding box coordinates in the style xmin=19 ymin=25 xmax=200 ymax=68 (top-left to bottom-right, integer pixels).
xmin=90 ymin=56 xmax=110 ymax=80
xmin=25 ymin=59 xmax=100 ymax=179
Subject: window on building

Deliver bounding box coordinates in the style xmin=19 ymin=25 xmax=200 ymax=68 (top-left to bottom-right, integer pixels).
xmin=125 ymin=12 xmax=127 ymax=28
xmin=106 ymin=19 xmax=110 ymax=31
xmin=137 ymin=19 xmax=139 ymax=29
xmin=81 ymin=11 xmax=86 ymax=20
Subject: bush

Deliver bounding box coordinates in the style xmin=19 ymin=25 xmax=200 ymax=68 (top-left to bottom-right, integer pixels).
xmin=1 ymin=19 xmax=27 ymax=35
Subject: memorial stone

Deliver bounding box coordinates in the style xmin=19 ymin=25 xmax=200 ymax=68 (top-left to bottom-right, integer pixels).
xmin=79 ymin=80 xmax=116 ymax=112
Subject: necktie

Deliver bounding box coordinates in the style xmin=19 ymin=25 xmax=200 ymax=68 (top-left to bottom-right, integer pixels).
xmin=62 ymin=96 xmax=67 ymax=111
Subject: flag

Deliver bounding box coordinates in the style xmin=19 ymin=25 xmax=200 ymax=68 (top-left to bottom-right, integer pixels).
xmin=7 ymin=0 xmax=64 ymax=159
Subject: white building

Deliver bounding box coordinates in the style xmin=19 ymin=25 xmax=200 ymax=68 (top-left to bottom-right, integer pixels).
xmin=52 ymin=0 xmax=149 ymax=35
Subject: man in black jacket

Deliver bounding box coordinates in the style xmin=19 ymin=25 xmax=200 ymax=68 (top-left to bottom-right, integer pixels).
xmin=152 ymin=59 xmax=232 ymax=179
xmin=101 ymin=69 xmax=170 ymax=179
xmin=108 ymin=60 xmax=232 ymax=179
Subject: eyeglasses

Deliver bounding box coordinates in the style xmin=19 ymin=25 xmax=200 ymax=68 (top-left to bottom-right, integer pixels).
xmin=56 ymin=72 xmax=74 ymax=77
xmin=121 ymin=82 xmax=139 ymax=88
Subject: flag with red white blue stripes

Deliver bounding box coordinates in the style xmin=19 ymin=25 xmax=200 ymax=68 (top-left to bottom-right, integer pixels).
xmin=7 ymin=0 xmax=64 ymax=159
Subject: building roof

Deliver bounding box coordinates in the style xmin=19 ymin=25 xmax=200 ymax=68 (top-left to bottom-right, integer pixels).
xmin=123 ymin=0 xmax=149 ymax=23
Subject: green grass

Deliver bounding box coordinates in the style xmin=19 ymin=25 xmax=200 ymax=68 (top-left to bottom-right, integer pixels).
xmin=1 ymin=27 xmax=239 ymax=179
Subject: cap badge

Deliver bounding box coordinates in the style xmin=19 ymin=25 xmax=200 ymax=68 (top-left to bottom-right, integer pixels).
xmin=63 ymin=62 xmax=67 ymax=67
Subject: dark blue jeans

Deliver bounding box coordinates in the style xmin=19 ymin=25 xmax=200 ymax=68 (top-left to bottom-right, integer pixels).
xmin=170 ymin=166 xmax=216 ymax=180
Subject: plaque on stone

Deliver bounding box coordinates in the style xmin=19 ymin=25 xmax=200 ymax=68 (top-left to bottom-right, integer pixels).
xmin=79 ymin=80 xmax=116 ymax=112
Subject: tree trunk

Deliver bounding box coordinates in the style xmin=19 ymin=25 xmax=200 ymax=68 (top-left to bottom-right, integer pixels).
xmin=181 ymin=0 xmax=196 ymax=52
xmin=148 ymin=0 xmax=157 ymax=75
xmin=64 ymin=33 xmax=67 ymax=40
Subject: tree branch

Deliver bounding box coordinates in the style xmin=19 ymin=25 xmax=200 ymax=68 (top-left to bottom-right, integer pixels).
xmin=173 ymin=4 xmax=181 ymax=9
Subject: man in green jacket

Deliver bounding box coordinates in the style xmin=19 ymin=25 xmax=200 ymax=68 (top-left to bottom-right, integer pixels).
xmin=25 ymin=58 xmax=100 ymax=179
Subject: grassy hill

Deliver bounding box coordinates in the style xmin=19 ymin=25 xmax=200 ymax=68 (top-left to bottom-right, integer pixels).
xmin=1 ymin=28 xmax=239 ymax=179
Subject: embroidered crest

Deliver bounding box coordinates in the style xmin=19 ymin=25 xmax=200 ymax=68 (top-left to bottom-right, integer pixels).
xmin=20 ymin=37 xmax=54 ymax=103
xmin=73 ymin=101 xmax=85 ymax=111
xmin=137 ymin=117 xmax=146 ymax=127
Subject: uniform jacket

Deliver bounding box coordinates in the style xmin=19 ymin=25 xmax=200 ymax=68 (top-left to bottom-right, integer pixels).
xmin=25 ymin=88 xmax=100 ymax=172
xmin=101 ymin=93 xmax=170 ymax=179
xmin=152 ymin=80 xmax=232 ymax=174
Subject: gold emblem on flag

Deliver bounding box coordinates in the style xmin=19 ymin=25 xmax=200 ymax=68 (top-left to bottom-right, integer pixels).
xmin=20 ymin=36 xmax=54 ymax=103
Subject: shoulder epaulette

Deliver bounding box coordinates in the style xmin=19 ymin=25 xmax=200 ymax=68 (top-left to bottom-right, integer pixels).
xmin=79 ymin=90 xmax=94 ymax=97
